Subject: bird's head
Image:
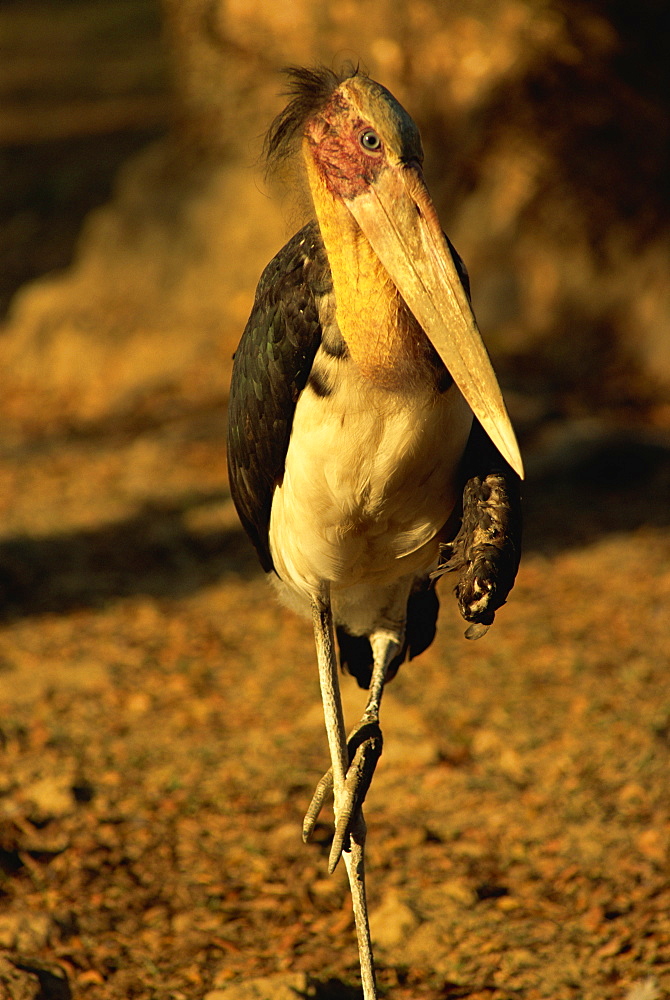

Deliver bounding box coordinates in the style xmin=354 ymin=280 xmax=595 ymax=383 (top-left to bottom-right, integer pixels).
xmin=302 ymin=74 xmax=423 ymax=200
xmin=266 ymin=67 xmax=523 ymax=479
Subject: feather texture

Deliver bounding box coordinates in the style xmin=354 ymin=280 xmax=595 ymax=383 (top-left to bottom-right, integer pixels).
xmin=227 ymin=223 xmax=328 ymax=570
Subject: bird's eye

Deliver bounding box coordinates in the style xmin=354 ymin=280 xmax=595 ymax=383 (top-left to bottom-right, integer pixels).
xmin=360 ymin=129 xmax=382 ymax=152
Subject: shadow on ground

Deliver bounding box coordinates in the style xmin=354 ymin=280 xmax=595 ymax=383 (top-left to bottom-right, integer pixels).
xmin=1 ymin=424 xmax=668 ymax=624
xmin=522 ymin=427 xmax=670 ymax=553
xmin=307 ymin=979 xmax=361 ymax=999
xmin=0 ymin=489 xmax=258 ymax=623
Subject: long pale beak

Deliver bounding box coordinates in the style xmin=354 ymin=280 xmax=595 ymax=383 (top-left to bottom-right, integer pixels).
xmin=344 ymin=165 xmax=524 ymax=479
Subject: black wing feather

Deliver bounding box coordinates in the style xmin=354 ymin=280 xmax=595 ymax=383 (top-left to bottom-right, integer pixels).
xmin=227 ymin=222 xmax=330 ymax=572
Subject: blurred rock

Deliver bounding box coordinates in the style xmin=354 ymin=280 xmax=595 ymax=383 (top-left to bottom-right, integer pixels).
xmin=204 ymin=972 xmax=309 ymax=1000
xmin=370 ymin=888 xmax=419 ymax=948
xmin=0 ymin=912 xmax=50 ymax=951
xmin=625 ymin=979 xmax=660 ymax=1000
xmin=374 ymin=694 xmax=441 ymax=770
xmin=23 ymin=775 xmax=76 ymax=820
xmin=403 ymin=920 xmax=450 ymax=971
xmin=0 ymin=957 xmax=36 ymax=1000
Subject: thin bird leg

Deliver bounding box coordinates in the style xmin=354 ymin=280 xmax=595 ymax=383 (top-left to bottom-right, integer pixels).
xmin=304 ymin=629 xmax=401 ymax=870
xmin=324 ymin=630 xmax=398 ymax=869
xmin=311 ymin=588 xmax=378 ymax=1000
xmin=366 ymin=630 xmax=400 ymax=721
xmin=343 ymin=811 xmax=377 ymax=1000
xmin=311 ymin=587 xmax=348 ymax=792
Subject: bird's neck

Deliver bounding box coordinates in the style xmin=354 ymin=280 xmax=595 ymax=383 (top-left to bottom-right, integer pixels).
xmin=305 ymin=151 xmax=427 ymax=390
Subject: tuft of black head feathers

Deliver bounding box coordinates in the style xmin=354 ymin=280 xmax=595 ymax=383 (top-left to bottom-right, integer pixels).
xmin=264 ymin=64 xmax=360 ymax=172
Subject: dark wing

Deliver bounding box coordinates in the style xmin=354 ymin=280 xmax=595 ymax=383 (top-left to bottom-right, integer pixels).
xmin=435 ymin=419 xmax=522 ymax=638
xmin=227 ymin=222 xmax=330 ymax=572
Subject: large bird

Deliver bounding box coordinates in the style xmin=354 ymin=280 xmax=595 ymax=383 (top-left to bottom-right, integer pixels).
xmin=227 ymin=66 xmax=522 ymax=998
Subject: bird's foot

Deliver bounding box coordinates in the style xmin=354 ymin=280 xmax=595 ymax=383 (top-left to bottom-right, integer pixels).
xmin=303 ymin=717 xmax=383 ymax=874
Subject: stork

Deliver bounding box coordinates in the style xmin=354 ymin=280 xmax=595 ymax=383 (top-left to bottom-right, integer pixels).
xmin=227 ymin=66 xmax=523 ymax=998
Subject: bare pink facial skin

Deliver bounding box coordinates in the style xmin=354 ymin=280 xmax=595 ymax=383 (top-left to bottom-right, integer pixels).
xmin=304 ymin=90 xmax=385 ymax=200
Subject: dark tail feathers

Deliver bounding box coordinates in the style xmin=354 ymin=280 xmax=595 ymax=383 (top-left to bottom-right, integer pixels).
xmin=336 ymin=580 xmax=440 ymax=690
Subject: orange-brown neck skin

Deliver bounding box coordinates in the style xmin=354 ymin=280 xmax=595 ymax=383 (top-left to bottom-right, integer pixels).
xmin=303 ymin=141 xmax=438 ymax=393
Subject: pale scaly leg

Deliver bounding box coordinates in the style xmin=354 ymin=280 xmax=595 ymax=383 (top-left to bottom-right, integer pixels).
xmin=303 ymin=627 xmax=402 ymax=872
xmin=311 ymin=586 xmax=378 ymax=1000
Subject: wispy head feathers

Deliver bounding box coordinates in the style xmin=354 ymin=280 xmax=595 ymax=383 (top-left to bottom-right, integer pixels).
xmin=263 ymin=64 xmax=360 ymax=173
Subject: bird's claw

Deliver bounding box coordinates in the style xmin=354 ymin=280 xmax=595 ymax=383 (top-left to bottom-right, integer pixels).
xmin=302 ymin=769 xmax=333 ymax=843
xmin=303 ymin=719 xmax=383 ymax=872
xmin=328 ymin=723 xmax=382 ymax=873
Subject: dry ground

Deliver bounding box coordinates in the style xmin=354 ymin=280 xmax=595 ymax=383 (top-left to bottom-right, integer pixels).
xmin=0 ymin=380 xmax=669 ymax=1000
xmin=1 ymin=4 xmax=670 ymax=997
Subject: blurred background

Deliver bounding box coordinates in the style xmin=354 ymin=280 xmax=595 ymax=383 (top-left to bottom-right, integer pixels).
xmin=1 ymin=0 xmax=669 ymax=450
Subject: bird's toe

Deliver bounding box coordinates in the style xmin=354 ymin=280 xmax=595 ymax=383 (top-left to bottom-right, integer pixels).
xmin=303 ymin=769 xmax=333 ymax=843
xmin=328 ymin=721 xmax=383 ymax=873
xmin=303 ymin=719 xmax=383 ymax=870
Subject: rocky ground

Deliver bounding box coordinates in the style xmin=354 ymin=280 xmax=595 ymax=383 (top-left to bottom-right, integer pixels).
xmin=1 ymin=398 xmax=669 ymax=1000
xmin=1 ymin=3 xmax=669 ymax=999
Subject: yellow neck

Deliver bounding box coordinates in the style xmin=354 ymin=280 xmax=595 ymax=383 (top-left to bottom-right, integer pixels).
xmin=304 ymin=147 xmax=422 ymax=387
